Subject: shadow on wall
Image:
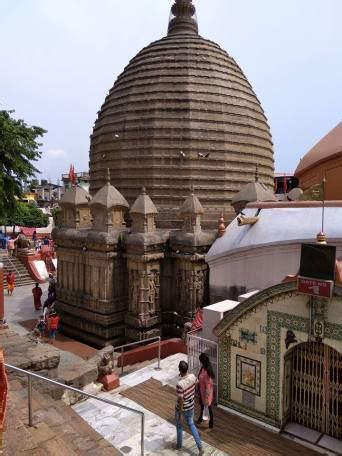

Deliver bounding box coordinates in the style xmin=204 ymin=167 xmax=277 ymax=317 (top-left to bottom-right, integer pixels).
xmin=210 ymin=285 xmax=247 ymax=303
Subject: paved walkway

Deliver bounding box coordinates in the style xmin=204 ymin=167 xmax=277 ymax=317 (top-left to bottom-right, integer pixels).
xmin=2 ymin=283 xmax=97 ymax=359
xmin=74 ymin=354 xmax=224 ymax=455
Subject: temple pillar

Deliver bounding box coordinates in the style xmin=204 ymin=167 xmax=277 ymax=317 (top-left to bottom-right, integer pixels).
xmin=125 ymin=255 xmax=163 ymax=341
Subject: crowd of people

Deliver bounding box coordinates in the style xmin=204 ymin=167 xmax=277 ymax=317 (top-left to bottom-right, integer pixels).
xmin=0 ymin=229 xmax=53 ymax=255
xmin=32 ymin=274 xmax=59 ymax=344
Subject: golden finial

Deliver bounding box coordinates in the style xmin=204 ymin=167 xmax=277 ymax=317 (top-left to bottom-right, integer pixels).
xmin=218 ymin=213 xmax=226 ymax=237
xmin=316 ymin=232 xmax=327 ymax=244
xmin=317 ymin=176 xmax=327 ymax=244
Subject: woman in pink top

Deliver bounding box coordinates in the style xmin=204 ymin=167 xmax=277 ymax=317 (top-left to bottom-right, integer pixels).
xmin=197 ymin=352 xmax=215 ymax=428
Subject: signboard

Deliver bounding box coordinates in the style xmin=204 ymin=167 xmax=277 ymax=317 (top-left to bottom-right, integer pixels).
xmin=299 ymin=243 xmax=336 ymax=281
xmin=297 ymin=276 xmax=334 ymax=298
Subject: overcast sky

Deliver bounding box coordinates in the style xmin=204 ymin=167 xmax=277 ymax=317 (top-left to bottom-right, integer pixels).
xmin=1 ymin=0 xmax=341 ymax=183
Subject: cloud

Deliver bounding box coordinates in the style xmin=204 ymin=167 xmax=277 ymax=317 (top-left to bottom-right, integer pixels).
xmin=45 ymin=149 xmax=67 ymax=159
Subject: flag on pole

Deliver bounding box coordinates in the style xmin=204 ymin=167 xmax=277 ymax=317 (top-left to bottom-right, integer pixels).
xmin=68 ymin=164 xmax=77 ymax=186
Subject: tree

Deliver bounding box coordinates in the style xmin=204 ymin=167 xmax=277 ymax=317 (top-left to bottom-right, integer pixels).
xmin=0 ymin=109 xmax=46 ymax=214
xmin=0 ymin=202 xmax=49 ymax=230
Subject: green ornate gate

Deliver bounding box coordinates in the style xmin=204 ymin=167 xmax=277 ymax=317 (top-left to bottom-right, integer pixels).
xmin=286 ymin=342 xmax=341 ymax=440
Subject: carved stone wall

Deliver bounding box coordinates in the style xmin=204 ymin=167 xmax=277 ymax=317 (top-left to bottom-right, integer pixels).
xmin=125 ymin=256 xmax=163 ymax=341
xmin=54 ymin=230 xmax=127 ymax=347
xmin=54 ymin=223 xmax=214 ymax=346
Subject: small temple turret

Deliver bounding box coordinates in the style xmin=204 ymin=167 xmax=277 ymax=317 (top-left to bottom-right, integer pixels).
xmin=130 ymin=188 xmax=158 ymax=233
xmin=231 ymin=164 xmax=277 ymax=215
xmin=90 ymin=169 xmax=129 ymax=233
xmin=180 ymin=188 xmax=204 ymax=234
xmin=59 ymin=186 xmax=91 ymax=229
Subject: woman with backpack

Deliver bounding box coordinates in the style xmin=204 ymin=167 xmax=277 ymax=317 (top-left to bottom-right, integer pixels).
xmin=197 ymin=352 xmax=215 ymax=429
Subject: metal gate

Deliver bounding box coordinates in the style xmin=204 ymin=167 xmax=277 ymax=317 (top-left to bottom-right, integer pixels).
xmin=287 ymin=342 xmax=341 ymax=440
xmin=187 ymin=332 xmax=218 ymax=402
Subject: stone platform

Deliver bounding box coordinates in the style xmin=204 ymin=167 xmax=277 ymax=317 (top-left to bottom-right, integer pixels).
xmin=0 ymin=329 xmax=97 ymax=398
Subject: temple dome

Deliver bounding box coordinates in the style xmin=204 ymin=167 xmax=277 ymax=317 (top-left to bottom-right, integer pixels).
xmin=295 ymin=122 xmax=342 ymax=199
xmin=89 ymin=0 xmax=274 ymax=228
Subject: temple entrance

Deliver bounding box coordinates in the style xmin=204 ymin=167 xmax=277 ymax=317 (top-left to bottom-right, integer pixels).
xmin=283 ymin=342 xmax=341 ymax=440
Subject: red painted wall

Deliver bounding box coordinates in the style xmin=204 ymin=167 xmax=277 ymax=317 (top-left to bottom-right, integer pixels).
xmin=117 ymin=338 xmax=187 ymax=368
xmin=0 ymin=264 xmax=3 ymax=321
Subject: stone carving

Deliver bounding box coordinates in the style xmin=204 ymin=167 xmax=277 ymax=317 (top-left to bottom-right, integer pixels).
xmin=16 ymin=232 xmax=31 ymax=249
xmin=97 ymin=353 xmax=114 ymax=376
xmin=129 ymin=270 xmax=140 ymax=314
xmin=148 ymin=270 xmax=160 ymax=313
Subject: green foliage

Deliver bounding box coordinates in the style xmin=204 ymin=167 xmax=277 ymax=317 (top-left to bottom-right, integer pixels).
xmin=0 ymin=202 xmax=49 ymax=228
xmin=0 ymin=109 xmax=46 ymax=214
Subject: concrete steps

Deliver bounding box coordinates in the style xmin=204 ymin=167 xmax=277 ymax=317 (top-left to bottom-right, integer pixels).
xmin=3 ymin=378 xmax=120 ymax=455
xmin=0 ymin=253 xmax=35 ymax=288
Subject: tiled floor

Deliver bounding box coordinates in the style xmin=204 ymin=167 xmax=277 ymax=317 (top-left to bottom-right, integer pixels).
xmin=284 ymin=422 xmax=342 ymax=455
xmin=73 ymin=354 xmax=226 ymax=455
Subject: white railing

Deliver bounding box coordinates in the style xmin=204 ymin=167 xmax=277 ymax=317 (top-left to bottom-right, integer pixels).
xmin=187 ymin=333 xmax=218 ymax=402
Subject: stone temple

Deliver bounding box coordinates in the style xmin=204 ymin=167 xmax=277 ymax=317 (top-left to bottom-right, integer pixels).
xmin=89 ymin=0 xmax=274 ymax=228
xmin=54 ymin=0 xmax=275 ymax=347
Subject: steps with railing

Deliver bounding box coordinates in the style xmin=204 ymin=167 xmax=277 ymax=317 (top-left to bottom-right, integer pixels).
xmin=0 ymin=252 xmax=35 ymax=288
xmin=3 ymin=364 xmax=143 ymax=455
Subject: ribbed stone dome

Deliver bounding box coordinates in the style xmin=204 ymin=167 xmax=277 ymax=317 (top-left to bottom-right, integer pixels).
xmin=89 ymin=0 xmax=274 ymax=228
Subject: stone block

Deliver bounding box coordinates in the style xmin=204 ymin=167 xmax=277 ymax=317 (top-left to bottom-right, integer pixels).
xmin=98 ymin=374 xmax=120 ymax=391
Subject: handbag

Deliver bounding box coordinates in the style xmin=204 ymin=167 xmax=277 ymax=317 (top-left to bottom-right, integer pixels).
xmin=202 ymin=405 xmax=209 ymax=421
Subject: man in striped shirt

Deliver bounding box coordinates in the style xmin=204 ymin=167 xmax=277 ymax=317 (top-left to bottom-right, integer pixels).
xmin=175 ymin=360 xmax=203 ymax=454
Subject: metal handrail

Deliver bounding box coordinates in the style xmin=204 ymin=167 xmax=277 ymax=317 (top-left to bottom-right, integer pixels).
xmin=113 ymin=336 xmax=162 ymax=375
xmin=3 ymin=256 xmax=23 ymax=281
xmin=4 ymin=363 xmax=145 ymax=455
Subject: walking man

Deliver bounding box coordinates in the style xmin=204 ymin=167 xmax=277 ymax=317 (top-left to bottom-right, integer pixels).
xmin=6 ymin=270 xmax=15 ymax=296
xmin=175 ymin=360 xmax=203 ymax=455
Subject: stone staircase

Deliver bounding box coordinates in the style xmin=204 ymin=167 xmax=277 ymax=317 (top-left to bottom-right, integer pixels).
xmin=0 ymin=251 xmax=35 ymax=288
xmin=3 ymin=377 xmax=120 ymax=455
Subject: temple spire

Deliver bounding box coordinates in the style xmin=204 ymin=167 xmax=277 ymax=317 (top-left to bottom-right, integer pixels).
xmin=168 ymin=0 xmax=198 ymax=36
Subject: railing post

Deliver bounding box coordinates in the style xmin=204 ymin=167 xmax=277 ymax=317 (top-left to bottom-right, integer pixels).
xmin=141 ymin=412 xmax=145 ymax=455
xmin=121 ymin=346 xmax=124 ymax=375
xmin=28 ymin=375 xmax=33 ymax=427
xmin=154 ymin=336 xmax=161 ymax=371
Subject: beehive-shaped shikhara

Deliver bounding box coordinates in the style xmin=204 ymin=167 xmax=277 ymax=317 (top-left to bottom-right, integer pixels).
xmin=89 ymin=0 xmax=274 ymax=228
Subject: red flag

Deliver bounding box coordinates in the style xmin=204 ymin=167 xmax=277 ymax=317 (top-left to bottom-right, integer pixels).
xmin=68 ymin=164 xmax=77 ymax=185
xmin=68 ymin=164 xmax=73 ymax=185
xmin=191 ymin=309 xmax=203 ymax=331
xmin=72 ymin=165 xmax=76 ymax=185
